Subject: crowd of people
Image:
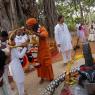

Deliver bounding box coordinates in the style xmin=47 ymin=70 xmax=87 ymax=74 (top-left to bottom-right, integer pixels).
xmin=76 ymin=21 xmax=95 ymax=43
xmin=88 ymin=22 xmax=95 ymax=42
xmin=0 ymin=18 xmax=54 ymax=95
xmin=0 ymin=15 xmax=95 ymax=95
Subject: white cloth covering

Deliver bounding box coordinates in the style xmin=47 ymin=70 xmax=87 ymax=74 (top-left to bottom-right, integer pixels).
xmin=21 ymin=34 xmax=28 ymax=43
xmin=15 ymin=34 xmax=28 ymax=52
xmin=9 ymin=47 xmax=27 ymax=83
xmin=15 ymin=34 xmax=28 ymax=46
xmin=54 ymin=23 xmax=72 ymax=52
xmin=16 ymin=82 xmax=24 ymax=95
xmin=15 ymin=35 xmax=23 ymax=46
xmin=54 ymin=23 xmax=73 ymax=63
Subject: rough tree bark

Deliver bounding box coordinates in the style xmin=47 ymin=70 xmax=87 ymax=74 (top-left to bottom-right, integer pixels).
xmin=0 ymin=0 xmax=11 ymax=31
xmin=43 ymin=0 xmax=57 ymax=38
xmin=78 ymin=0 xmax=84 ymax=22
xmin=20 ymin=0 xmax=38 ymax=18
xmin=0 ymin=0 xmax=38 ymax=31
xmin=10 ymin=0 xmax=18 ymax=29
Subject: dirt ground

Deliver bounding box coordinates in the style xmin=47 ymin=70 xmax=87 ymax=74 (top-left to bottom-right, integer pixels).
xmin=12 ymin=36 xmax=95 ymax=95
xmin=52 ymin=36 xmax=95 ymax=63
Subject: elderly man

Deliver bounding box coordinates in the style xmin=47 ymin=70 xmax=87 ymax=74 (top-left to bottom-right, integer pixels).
xmin=54 ymin=15 xmax=73 ymax=65
xmin=26 ymin=18 xmax=54 ymax=83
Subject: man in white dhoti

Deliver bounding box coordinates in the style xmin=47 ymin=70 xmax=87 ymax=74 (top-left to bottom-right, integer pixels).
xmin=54 ymin=15 xmax=73 ymax=65
xmin=9 ymin=36 xmax=27 ymax=95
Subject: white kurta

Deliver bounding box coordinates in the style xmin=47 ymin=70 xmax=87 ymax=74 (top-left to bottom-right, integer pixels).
xmin=88 ymin=29 xmax=95 ymax=41
xmin=15 ymin=35 xmax=23 ymax=46
xmin=21 ymin=34 xmax=28 ymax=43
xmin=9 ymin=47 xmax=27 ymax=83
xmin=15 ymin=35 xmax=28 ymax=52
xmin=54 ymin=23 xmax=72 ymax=53
xmin=15 ymin=34 xmax=28 ymax=45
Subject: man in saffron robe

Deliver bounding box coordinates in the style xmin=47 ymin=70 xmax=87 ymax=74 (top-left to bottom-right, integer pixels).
xmin=26 ymin=18 xmax=54 ymax=83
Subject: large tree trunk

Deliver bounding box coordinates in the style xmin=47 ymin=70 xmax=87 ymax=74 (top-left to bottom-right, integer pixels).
xmin=79 ymin=0 xmax=84 ymax=22
xmin=0 ymin=0 xmax=38 ymax=31
xmin=43 ymin=0 xmax=57 ymax=38
xmin=10 ymin=0 xmax=18 ymax=29
xmin=0 ymin=0 xmax=11 ymax=31
xmin=20 ymin=0 xmax=38 ymax=18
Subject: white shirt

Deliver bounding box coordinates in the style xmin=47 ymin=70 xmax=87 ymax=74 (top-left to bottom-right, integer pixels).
xmin=54 ymin=23 xmax=72 ymax=52
xmin=15 ymin=34 xmax=28 ymax=46
xmin=15 ymin=35 xmax=23 ymax=46
xmin=21 ymin=34 xmax=28 ymax=43
xmin=9 ymin=47 xmax=27 ymax=83
xmin=15 ymin=34 xmax=28 ymax=52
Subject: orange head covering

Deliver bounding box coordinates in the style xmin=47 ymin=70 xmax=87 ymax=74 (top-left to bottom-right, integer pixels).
xmin=26 ymin=18 xmax=37 ymax=26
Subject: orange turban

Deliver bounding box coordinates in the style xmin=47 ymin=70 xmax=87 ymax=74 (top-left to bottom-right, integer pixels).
xmin=26 ymin=18 xmax=37 ymax=26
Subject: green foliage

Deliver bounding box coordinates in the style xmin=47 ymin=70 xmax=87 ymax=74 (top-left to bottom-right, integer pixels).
xmin=83 ymin=0 xmax=95 ymax=7
xmin=55 ymin=0 xmax=95 ymax=31
xmin=56 ymin=1 xmax=76 ymax=32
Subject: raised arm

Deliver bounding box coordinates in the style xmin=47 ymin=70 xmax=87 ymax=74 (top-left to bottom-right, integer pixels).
xmin=17 ymin=47 xmax=27 ymax=58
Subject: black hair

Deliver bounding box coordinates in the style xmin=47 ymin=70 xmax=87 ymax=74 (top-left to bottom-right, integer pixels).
xmin=91 ymin=25 xmax=93 ymax=29
xmin=58 ymin=15 xmax=64 ymax=22
xmin=79 ymin=26 xmax=82 ymax=30
xmin=0 ymin=50 xmax=7 ymax=71
xmin=32 ymin=23 xmax=39 ymax=32
xmin=0 ymin=31 xmax=8 ymax=37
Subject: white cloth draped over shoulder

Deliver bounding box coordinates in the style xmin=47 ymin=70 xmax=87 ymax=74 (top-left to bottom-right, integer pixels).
xmin=9 ymin=47 xmax=27 ymax=83
xmin=15 ymin=34 xmax=28 ymax=52
xmin=15 ymin=34 xmax=28 ymax=46
xmin=54 ymin=23 xmax=72 ymax=52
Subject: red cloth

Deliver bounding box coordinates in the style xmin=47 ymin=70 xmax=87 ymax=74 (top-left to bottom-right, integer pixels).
xmin=37 ymin=26 xmax=54 ymax=81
